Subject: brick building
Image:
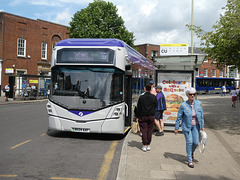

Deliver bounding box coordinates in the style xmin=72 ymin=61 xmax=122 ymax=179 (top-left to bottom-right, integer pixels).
xmin=0 ymin=12 xmax=69 ymax=97
xmin=134 ymin=44 xmax=158 ymax=78
xmin=135 ymin=43 xmax=159 ymax=59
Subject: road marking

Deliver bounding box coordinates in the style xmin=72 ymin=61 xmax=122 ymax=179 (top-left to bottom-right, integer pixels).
xmin=41 ymin=133 xmax=46 ymax=136
xmin=10 ymin=140 xmax=32 ymax=149
xmin=51 ymin=177 xmax=91 ymax=180
xmin=124 ymin=126 xmax=131 ymax=133
xmin=97 ymin=140 xmax=118 ymax=180
xmin=0 ymin=175 xmax=18 ymax=177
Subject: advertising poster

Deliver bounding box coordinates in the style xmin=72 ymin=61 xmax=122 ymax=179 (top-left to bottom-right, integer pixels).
xmin=157 ymin=72 xmax=192 ymax=124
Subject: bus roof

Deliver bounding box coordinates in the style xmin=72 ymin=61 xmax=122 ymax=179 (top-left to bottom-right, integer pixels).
xmin=196 ymin=77 xmax=235 ymax=80
xmin=56 ymin=38 xmax=125 ymax=47
xmin=55 ymin=38 xmax=154 ymax=70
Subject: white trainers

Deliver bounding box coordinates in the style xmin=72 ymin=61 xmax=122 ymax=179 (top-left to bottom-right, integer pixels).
xmin=141 ymin=146 xmax=147 ymax=152
xmin=146 ymin=146 xmax=150 ymax=151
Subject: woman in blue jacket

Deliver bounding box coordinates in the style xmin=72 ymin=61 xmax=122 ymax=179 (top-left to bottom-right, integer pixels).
xmin=175 ymin=87 xmax=205 ymax=168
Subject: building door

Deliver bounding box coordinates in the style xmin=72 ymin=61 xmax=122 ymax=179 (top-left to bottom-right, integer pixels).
xmin=16 ymin=71 xmax=26 ymax=96
xmin=8 ymin=76 xmax=15 ymax=98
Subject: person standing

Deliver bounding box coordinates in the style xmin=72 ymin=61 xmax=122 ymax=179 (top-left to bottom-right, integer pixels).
xmin=155 ymin=85 xmax=166 ymax=136
xmin=136 ymin=84 xmax=157 ymax=152
xmin=150 ymin=80 xmax=157 ymax=96
xmin=221 ymin=85 xmax=227 ymax=96
xmin=4 ymin=83 xmax=10 ymax=101
xmin=230 ymin=87 xmax=238 ymax=108
xmin=175 ymin=87 xmax=205 ymax=168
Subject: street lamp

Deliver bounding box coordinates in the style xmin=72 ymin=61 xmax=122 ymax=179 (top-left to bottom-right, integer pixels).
xmin=191 ymin=0 xmax=194 ymax=55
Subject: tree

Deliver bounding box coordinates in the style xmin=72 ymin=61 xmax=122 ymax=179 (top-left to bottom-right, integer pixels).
xmin=187 ymin=0 xmax=240 ymax=68
xmin=68 ymin=0 xmax=135 ymax=47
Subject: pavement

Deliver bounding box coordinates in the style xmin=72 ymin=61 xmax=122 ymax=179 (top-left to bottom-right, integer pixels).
xmin=117 ymin=94 xmax=240 ymax=180
xmin=0 ymin=96 xmax=47 ymax=105
xmin=1 ymin=95 xmax=240 ymax=180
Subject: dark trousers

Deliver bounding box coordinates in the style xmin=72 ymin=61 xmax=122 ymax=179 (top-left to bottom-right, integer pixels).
xmin=138 ymin=116 xmax=155 ymax=145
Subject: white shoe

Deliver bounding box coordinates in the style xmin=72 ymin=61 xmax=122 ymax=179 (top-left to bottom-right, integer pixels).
xmin=141 ymin=146 xmax=147 ymax=152
xmin=146 ymin=146 xmax=150 ymax=151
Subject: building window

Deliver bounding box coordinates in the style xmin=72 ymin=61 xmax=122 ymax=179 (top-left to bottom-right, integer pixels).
xmin=17 ymin=38 xmax=26 ymax=57
xmin=204 ymin=69 xmax=208 ymax=77
xmin=212 ymin=69 xmax=216 ymax=77
xmin=203 ymin=58 xmax=208 ymax=63
xmin=220 ymin=69 xmax=223 ymax=77
xmin=42 ymin=42 xmax=47 ymax=60
xmin=151 ymin=50 xmax=158 ymax=57
xmin=229 ymin=67 xmax=237 ymax=78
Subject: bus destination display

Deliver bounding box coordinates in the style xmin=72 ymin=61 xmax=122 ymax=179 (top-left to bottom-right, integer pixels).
xmin=57 ymin=48 xmax=114 ymax=64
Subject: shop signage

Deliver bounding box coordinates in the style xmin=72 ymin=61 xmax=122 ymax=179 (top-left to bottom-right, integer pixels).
xmin=29 ymin=80 xmax=38 ymax=83
xmin=5 ymin=68 xmax=14 ymax=74
xmin=160 ymin=44 xmax=188 ymax=56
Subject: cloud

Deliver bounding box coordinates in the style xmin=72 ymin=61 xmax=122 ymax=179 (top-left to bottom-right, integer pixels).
xmin=9 ymin=0 xmax=92 ymax=8
xmin=5 ymin=0 xmax=228 ymax=46
xmin=115 ymin=0 xmax=227 ymax=45
xmin=54 ymin=8 xmax=72 ymax=26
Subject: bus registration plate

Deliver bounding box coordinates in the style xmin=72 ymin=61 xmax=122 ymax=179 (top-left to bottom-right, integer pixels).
xmin=72 ymin=128 xmax=90 ymax=133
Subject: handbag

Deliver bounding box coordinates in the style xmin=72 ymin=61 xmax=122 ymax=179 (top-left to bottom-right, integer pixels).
xmin=199 ymin=130 xmax=207 ymax=153
xmin=3 ymin=87 xmax=6 ymax=92
xmin=132 ymin=118 xmax=140 ymax=134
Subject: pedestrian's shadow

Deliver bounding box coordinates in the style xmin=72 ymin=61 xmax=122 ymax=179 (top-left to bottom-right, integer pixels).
xmin=127 ymin=140 xmax=142 ymax=150
xmin=163 ymin=152 xmax=199 ymax=165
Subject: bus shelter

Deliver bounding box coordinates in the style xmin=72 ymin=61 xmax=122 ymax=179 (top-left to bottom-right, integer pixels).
xmin=8 ymin=74 xmax=51 ymax=100
xmin=153 ymin=54 xmax=205 ymax=130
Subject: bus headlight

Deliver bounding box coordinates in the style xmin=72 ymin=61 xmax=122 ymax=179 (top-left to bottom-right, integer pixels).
xmin=111 ymin=106 xmax=123 ymax=118
xmin=46 ymin=103 xmax=53 ymax=114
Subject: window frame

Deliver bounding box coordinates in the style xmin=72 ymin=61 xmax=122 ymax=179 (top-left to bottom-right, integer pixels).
xmin=212 ymin=69 xmax=216 ymax=77
xmin=220 ymin=69 xmax=223 ymax=77
xmin=41 ymin=42 xmax=47 ymax=60
xmin=151 ymin=50 xmax=158 ymax=57
xmin=17 ymin=38 xmax=26 ymax=57
xmin=204 ymin=69 xmax=208 ymax=77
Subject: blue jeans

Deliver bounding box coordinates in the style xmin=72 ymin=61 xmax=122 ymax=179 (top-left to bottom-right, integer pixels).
xmin=183 ymin=125 xmax=200 ymax=162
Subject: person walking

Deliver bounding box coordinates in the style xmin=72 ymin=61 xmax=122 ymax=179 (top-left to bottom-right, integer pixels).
xmin=4 ymin=83 xmax=10 ymax=101
xmin=174 ymin=87 xmax=205 ymax=168
xmin=136 ymin=84 xmax=157 ymax=152
xmin=236 ymin=87 xmax=240 ymax=103
xmin=155 ymin=85 xmax=166 ymax=136
xmin=230 ymin=87 xmax=238 ymax=108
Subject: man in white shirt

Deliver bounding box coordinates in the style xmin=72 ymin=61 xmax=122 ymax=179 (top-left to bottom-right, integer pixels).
xmin=4 ymin=84 xmax=10 ymax=101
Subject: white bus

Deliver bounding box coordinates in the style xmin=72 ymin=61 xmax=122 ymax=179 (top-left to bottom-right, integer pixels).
xmin=46 ymin=39 xmax=153 ymax=134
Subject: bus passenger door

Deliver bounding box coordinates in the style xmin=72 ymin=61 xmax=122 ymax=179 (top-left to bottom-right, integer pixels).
xmin=125 ymin=75 xmax=132 ymax=126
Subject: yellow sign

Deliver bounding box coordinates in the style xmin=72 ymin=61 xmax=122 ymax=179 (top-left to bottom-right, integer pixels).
xmin=160 ymin=44 xmax=188 ymax=47
xmin=5 ymin=68 xmax=14 ymax=74
xmin=29 ymin=80 xmax=38 ymax=83
xmin=160 ymin=44 xmax=188 ymax=56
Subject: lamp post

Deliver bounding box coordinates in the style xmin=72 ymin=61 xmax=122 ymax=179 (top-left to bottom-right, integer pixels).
xmin=191 ymin=0 xmax=194 ymax=55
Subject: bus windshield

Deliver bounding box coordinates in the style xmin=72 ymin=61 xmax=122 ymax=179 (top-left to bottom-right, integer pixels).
xmin=50 ymin=66 xmax=124 ymax=110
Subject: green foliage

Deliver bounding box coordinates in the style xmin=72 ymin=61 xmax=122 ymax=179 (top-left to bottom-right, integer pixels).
xmin=186 ymin=0 xmax=240 ymax=68
xmin=68 ymin=0 xmax=135 ymax=47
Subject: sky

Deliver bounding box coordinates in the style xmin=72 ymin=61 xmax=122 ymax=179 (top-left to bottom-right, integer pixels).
xmin=0 ymin=0 xmax=228 ymax=46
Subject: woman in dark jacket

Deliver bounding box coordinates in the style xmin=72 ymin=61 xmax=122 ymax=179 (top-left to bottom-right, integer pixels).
xmin=136 ymin=84 xmax=157 ymax=152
